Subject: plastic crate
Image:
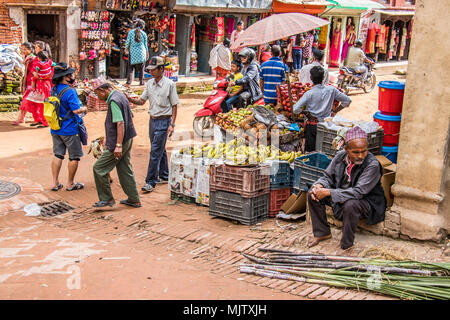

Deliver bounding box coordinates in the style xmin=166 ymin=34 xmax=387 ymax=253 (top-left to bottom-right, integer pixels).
xmin=210 ymin=164 xmax=270 ymax=198
xmin=269 ymin=188 xmax=291 ymax=218
xmin=209 ymin=190 xmax=269 ymax=225
xmin=87 ymin=93 xmax=108 ymax=111
xmin=269 ymin=160 xmax=291 ymax=189
xmin=315 ymin=124 xmax=384 ymax=158
xmin=293 ymin=153 xmax=332 ymax=191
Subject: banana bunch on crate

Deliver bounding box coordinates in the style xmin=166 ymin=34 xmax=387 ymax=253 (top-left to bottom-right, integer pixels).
xmin=179 ymin=139 xmax=303 ymax=164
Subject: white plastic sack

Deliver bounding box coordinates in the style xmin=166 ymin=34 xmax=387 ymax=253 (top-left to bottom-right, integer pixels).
xmin=208 ymin=44 xmax=231 ymax=71
xmin=24 ymin=203 xmax=41 ymax=216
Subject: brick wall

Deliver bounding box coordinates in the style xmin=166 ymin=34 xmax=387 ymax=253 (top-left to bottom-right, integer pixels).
xmin=0 ymin=0 xmax=24 ymax=45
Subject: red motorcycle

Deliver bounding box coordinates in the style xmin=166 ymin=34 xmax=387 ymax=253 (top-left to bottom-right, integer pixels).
xmin=193 ymin=78 xmax=264 ymax=137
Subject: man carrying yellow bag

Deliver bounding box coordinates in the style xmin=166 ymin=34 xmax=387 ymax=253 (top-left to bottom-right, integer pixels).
xmin=48 ymin=63 xmax=87 ymax=192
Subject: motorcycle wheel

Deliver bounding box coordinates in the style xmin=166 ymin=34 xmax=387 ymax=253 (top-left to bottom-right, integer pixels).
xmin=193 ymin=116 xmax=215 ymax=138
xmin=363 ymin=74 xmax=377 ymax=93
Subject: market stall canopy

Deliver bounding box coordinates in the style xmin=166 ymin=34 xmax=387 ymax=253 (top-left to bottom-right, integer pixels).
xmin=326 ymin=0 xmax=385 ymax=10
xmin=273 ymin=0 xmax=336 ymax=14
xmin=230 ymin=13 xmax=329 ymax=50
xmin=373 ymin=9 xmax=415 ymax=16
xmin=169 ymin=0 xmax=272 ymax=13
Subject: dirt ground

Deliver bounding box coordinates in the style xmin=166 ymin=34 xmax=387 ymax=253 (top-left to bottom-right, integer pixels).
xmin=0 ymin=68 xmax=447 ymax=301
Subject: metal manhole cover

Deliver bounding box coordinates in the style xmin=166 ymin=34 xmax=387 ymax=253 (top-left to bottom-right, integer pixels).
xmin=0 ymin=180 xmax=21 ymax=200
xmin=39 ymin=201 xmax=75 ymax=217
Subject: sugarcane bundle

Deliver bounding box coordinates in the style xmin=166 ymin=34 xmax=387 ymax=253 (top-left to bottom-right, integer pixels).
xmin=240 ymin=248 xmax=450 ymax=300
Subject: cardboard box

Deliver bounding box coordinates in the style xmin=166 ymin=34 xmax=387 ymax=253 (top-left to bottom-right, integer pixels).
xmin=280 ymin=191 xmax=307 ymax=214
xmin=377 ymin=155 xmax=396 ymax=207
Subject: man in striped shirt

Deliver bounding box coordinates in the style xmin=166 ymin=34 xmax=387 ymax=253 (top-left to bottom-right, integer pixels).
xmin=259 ymin=45 xmax=286 ymax=105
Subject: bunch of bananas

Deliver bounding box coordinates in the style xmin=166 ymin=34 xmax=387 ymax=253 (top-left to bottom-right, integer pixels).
xmin=179 ymin=140 xmax=303 ymax=164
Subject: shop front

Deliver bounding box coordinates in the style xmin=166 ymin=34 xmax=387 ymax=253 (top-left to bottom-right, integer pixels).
xmin=169 ymin=0 xmax=271 ymax=76
xmin=362 ymin=9 xmax=414 ymax=62
xmin=319 ymin=0 xmax=385 ymax=68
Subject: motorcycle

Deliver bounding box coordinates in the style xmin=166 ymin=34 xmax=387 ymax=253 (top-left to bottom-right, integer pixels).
xmin=193 ymin=78 xmax=264 ymax=137
xmin=337 ymin=60 xmax=376 ymax=95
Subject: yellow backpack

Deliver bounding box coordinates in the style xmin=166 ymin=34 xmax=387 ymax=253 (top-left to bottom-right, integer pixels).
xmin=43 ymin=86 xmax=71 ymax=131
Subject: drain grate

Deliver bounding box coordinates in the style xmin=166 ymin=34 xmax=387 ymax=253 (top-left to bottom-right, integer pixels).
xmin=39 ymin=201 xmax=75 ymax=217
xmin=0 ymin=180 xmax=21 ymax=200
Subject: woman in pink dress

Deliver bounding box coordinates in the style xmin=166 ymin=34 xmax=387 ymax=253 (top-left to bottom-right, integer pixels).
xmin=12 ymin=42 xmax=41 ymax=126
xmin=329 ymin=18 xmax=342 ymax=67
xmin=28 ymin=41 xmax=53 ymax=128
xmin=341 ymin=22 xmax=356 ymax=63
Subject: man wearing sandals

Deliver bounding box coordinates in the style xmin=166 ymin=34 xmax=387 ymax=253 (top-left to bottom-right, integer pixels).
xmin=91 ymin=77 xmax=141 ymax=208
xmin=307 ymin=126 xmax=386 ymax=251
xmin=50 ymin=63 xmax=87 ymax=192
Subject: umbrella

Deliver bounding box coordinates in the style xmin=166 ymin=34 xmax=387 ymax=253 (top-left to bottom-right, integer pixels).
xmin=230 ymin=13 xmax=330 ymax=50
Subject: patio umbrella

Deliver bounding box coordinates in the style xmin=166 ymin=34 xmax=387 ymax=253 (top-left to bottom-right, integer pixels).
xmin=230 ymin=13 xmax=330 ymax=50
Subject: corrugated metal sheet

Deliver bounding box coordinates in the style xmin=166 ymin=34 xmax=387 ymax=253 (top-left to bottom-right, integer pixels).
xmin=374 ymin=9 xmax=415 ymax=16
xmin=173 ymin=0 xmax=272 ymax=9
xmin=276 ymin=0 xmax=334 ymax=5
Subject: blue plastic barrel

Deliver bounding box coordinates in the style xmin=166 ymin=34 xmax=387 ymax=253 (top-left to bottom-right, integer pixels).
xmin=382 ymin=145 xmax=399 ymax=164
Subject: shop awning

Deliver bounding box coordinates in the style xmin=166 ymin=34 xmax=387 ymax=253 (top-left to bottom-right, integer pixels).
xmin=170 ymin=0 xmax=272 ymax=13
xmin=374 ymin=9 xmax=415 ymax=16
xmin=326 ymin=0 xmax=385 ymax=10
xmin=273 ymin=0 xmax=335 ymax=14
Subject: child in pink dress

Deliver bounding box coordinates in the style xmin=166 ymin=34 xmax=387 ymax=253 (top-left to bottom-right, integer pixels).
xmin=26 ymin=51 xmax=55 ymax=104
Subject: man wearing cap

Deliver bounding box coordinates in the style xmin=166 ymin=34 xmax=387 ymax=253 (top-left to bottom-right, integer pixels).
xmin=91 ymin=77 xmax=140 ymax=208
xmin=50 ymin=63 xmax=87 ymax=192
xmin=307 ymin=126 xmax=386 ymax=251
xmin=126 ymin=56 xmax=179 ymax=193
xmin=293 ymin=65 xmax=351 ymax=152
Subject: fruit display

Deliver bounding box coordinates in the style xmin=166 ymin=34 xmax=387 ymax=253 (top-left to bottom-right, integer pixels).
xmin=179 ymin=140 xmax=303 ymax=165
xmin=215 ymin=108 xmax=253 ymax=134
xmin=278 ymin=82 xmax=312 ymax=113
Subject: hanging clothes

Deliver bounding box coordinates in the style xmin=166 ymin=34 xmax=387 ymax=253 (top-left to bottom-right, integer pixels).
xmin=388 ymin=28 xmax=396 ymax=59
xmin=190 ymin=23 xmax=196 ymax=51
xmin=380 ymin=25 xmax=389 ymax=54
xmin=377 ymin=25 xmax=386 ymax=51
xmin=215 ymin=17 xmax=225 ymax=43
xmin=407 ymin=19 xmax=414 ymax=39
xmin=365 ymin=22 xmax=378 ymax=54
xmin=169 ymin=16 xmax=176 ymax=48
xmin=226 ymin=18 xmax=235 ymax=38
xmin=399 ymin=27 xmax=407 ymax=57
xmin=329 ymin=26 xmax=342 ymax=67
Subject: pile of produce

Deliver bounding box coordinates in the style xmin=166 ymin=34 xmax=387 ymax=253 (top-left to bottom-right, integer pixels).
xmin=278 ymin=82 xmax=312 ymax=112
xmin=179 ymin=139 xmax=303 ymax=165
xmin=241 ymin=248 xmax=450 ymax=300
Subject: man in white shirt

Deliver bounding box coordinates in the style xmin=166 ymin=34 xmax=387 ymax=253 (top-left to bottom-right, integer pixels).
xmin=344 ymin=40 xmax=374 ymax=81
xmin=298 ymin=48 xmax=329 ymax=85
xmin=126 ymin=56 xmax=179 ymax=193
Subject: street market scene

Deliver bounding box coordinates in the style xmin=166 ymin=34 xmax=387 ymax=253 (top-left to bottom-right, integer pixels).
xmin=0 ymin=0 xmax=449 ymax=305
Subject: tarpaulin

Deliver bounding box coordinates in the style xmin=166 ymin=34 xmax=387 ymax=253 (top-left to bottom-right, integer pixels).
xmin=0 ymin=44 xmax=24 ymax=74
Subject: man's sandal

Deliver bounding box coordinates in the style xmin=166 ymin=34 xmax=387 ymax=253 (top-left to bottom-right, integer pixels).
xmin=120 ymin=199 xmax=142 ymax=208
xmin=51 ymin=184 xmax=63 ymax=191
xmin=66 ymin=183 xmax=84 ymax=191
xmin=93 ymin=201 xmax=116 ymax=208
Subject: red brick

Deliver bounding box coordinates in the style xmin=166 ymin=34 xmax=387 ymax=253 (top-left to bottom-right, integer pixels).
xmin=297 ymin=284 xmax=321 ymax=297
xmin=308 ymin=286 xmax=330 ymax=299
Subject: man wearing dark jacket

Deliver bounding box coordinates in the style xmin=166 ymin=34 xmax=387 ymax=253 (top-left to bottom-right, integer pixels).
xmin=307 ymin=126 xmax=386 ymax=250
xmin=91 ymin=77 xmax=141 ymax=208
xmin=230 ymin=47 xmax=262 ymax=109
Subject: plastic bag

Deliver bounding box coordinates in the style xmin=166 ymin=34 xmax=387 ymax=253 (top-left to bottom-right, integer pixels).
xmin=24 ymin=203 xmax=41 ymax=217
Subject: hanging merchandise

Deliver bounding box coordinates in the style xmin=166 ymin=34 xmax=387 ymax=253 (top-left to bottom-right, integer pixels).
xmin=226 ymin=18 xmax=235 ymax=38
xmin=169 ymin=15 xmax=176 ymax=48
xmin=208 ymin=17 xmax=218 ymax=42
xmin=215 ymin=17 xmax=225 ymax=44
xmin=105 ymin=0 xmax=156 ymax=11
xmin=376 ymin=24 xmax=386 ymax=52
xmin=190 ymin=23 xmax=196 ymax=51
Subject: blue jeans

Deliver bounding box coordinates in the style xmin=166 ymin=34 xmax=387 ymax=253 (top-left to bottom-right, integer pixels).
xmin=145 ymin=117 xmax=171 ymax=187
xmin=292 ymin=49 xmax=302 ymax=72
xmin=225 ymin=95 xmax=239 ymax=112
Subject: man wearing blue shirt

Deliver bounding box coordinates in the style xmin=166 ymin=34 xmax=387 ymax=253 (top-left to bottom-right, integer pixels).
xmin=50 ymin=63 xmax=87 ymax=192
xmin=259 ymin=45 xmax=286 ymax=105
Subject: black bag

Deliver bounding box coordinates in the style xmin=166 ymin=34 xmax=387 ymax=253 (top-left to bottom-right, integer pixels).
xmin=77 ymin=118 xmax=88 ymax=146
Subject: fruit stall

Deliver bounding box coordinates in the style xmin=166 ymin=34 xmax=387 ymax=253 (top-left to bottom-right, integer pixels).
xmin=168 ymin=80 xmax=391 ymax=226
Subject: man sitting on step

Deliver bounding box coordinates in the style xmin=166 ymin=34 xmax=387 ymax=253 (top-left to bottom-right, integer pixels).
xmin=307 ymin=126 xmax=386 ymax=251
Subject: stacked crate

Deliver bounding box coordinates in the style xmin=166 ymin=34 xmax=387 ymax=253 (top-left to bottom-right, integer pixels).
xmin=292 ymin=153 xmax=332 ymax=194
xmin=268 ymin=160 xmax=291 ymax=218
xmin=209 ymin=164 xmax=270 ymax=225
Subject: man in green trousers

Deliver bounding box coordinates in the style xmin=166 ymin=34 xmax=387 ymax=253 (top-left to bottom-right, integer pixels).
xmin=91 ymin=77 xmax=141 ymax=208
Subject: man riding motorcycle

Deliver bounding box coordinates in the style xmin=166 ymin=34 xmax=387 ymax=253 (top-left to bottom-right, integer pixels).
xmin=229 ymin=48 xmax=262 ymax=109
xmin=344 ymin=39 xmax=374 ymax=84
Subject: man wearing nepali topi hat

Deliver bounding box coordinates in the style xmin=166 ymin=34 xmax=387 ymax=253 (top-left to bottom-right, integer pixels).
xmin=90 ymin=76 xmax=141 ymax=208
xmin=307 ymin=126 xmax=386 ymax=251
